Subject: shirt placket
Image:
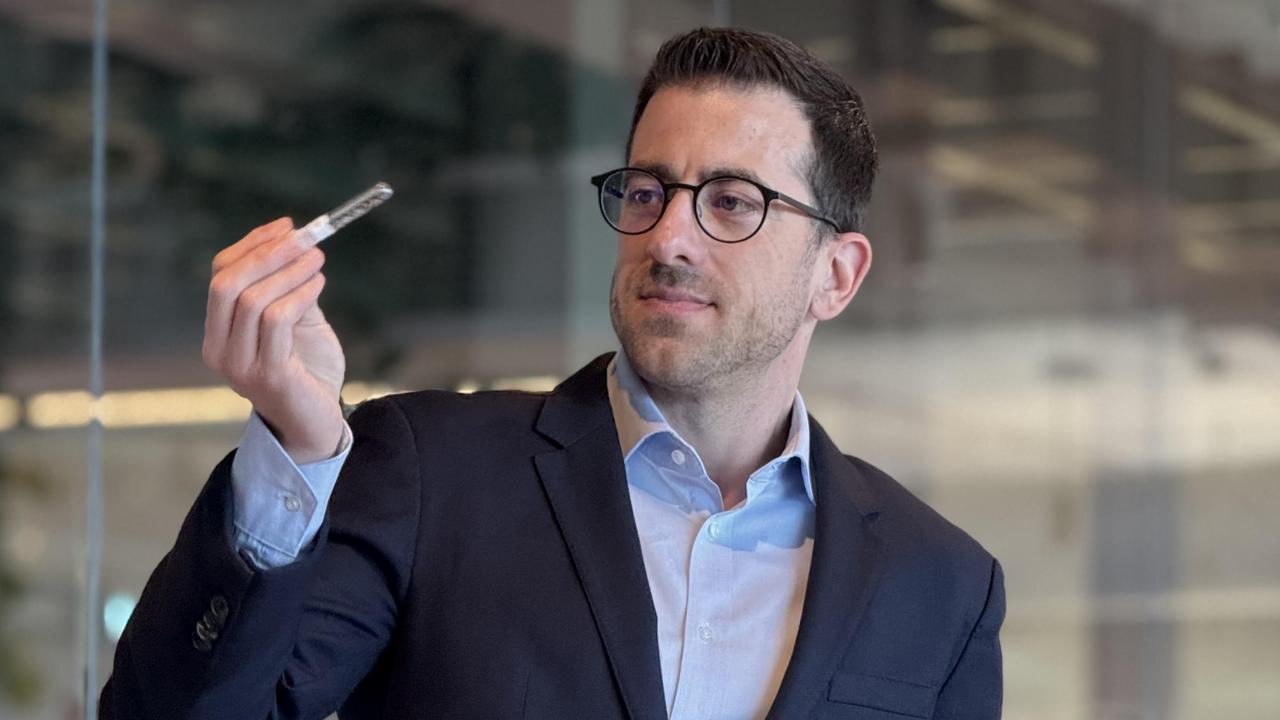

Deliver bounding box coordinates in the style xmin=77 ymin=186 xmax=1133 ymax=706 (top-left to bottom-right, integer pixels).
xmin=670 ymin=503 xmax=735 ymax=718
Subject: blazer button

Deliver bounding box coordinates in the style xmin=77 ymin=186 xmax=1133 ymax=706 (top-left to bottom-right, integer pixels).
xmin=191 ymin=629 xmax=213 ymax=652
xmin=209 ymin=595 xmax=229 ymax=622
xmin=194 ymin=619 xmax=219 ymax=643
xmin=201 ymin=610 xmax=221 ymax=631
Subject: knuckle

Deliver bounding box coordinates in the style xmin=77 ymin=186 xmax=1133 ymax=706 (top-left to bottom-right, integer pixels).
xmin=208 ymin=273 xmax=236 ymax=302
xmin=255 ymin=219 xmax=284 ymax=239
xmin=236 ymin=287 xmax=266 ymax=316
xmin=261 ymin=301 xmax=289 ymax=328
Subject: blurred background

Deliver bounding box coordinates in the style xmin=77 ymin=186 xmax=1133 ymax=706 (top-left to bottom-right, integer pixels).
xmin=2 ymin=0 xmax=1279 ymax=718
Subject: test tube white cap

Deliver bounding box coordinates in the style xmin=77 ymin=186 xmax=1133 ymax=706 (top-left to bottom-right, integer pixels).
xmin=297 ymin=215 xmax=336 ymax=246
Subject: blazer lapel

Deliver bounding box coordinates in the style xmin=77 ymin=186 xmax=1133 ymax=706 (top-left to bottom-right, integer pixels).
xmin=533 ymin=355 xmax=667 ymax=720
xmin=767 ymin=417 xmax=888 ymax=720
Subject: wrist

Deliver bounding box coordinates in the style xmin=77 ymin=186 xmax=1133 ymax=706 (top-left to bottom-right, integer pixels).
xmin=282 ymin=420 xmax=345 ymax=465
xmin=257 ymin=405 xmax=345 ymax=465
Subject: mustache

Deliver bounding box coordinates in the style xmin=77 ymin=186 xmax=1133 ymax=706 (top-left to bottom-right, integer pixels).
xmin=643 ymin=262 xmax=705 ymax=292
xmin=614 ymin=261 xmax=720 ymax=308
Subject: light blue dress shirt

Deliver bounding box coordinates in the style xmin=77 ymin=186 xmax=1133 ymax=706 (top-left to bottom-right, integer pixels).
xmin=606 ymin=353 xmax=816 ymax=719
xmin=230 ymin=351 xmax=816 ymax=719
xmin=230 ymin=410 xmax=351 ymax=568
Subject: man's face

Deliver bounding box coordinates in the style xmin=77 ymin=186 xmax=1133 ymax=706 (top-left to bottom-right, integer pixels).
xmin=610 ymin=84 xmax=825 ymax=393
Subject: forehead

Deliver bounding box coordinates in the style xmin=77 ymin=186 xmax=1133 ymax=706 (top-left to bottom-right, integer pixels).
xmin=628 ymin=84 xmax=813 ymax=189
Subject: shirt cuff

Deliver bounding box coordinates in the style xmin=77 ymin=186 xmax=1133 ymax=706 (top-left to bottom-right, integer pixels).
xmin=230 ymin=410 xmax=352 ymax=569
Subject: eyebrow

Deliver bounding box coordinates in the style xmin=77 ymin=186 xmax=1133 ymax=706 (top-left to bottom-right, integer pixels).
xmin=631 ymin=161 xmax=771 ymax=189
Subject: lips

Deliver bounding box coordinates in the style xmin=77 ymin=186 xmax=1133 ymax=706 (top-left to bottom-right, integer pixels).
xmin=639 ymin=287 xmax=714 ymax=306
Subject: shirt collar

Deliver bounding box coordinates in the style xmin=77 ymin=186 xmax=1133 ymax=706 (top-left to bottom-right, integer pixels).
xmin=606 ymin=351 xmax=815 ymax=503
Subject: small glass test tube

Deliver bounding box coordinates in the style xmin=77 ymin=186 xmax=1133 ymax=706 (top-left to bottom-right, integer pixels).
xmin=297 ymin=182 xmax=395 ymax=245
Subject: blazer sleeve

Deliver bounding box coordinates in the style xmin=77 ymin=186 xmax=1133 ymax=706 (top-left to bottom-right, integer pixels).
xmin=99 ymin=396 xmax=422 ymax=720
xmin=932 ymin=557 xmax=1006 ymax=719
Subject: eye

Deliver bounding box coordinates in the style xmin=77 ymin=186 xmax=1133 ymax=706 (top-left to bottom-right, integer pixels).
xmin=713 ymin=193 xmax=743 ymax=211
xmin=705 ymin=186 xmax=761 ymax=215
xmin=627 ymin=187 xmax=661 ymax=205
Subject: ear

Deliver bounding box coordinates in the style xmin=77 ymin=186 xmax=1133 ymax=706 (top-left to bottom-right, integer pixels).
xmin=810 ymin=231 xmax=872 ymax=321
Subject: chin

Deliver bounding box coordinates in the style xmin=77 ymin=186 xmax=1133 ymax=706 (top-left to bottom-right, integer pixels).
xmin=620 ymin=333 xmax=714 ymax=391
xmin=613 ymin=295 xmax=719 ymax=390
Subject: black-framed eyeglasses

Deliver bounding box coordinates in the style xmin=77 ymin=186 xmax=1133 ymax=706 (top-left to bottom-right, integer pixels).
xmin=589 ymin=167 xmax=841 ymax=243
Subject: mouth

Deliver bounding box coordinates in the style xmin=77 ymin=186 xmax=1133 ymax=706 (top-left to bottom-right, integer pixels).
xmin=637 ymin=287 xmax=715 ymax=314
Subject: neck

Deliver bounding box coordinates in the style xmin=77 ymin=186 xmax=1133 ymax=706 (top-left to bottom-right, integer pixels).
xmin=644 ymin=340 xmax=808 ymax=508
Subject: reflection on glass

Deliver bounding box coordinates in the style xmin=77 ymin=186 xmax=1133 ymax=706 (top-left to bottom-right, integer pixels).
xmin=0 ymin=0 xmax=1278 ymax=717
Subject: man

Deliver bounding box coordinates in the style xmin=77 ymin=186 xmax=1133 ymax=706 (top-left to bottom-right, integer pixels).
xmin=102 ymin=27 xmax=1003 ymax=720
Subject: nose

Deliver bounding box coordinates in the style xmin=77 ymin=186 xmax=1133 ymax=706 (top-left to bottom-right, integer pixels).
xmin=644 ymin=187 xmax=708 ymax=267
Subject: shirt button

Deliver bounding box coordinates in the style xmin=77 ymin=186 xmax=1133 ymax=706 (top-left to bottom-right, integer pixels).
xmin=671 ymin=449 xmax=686 ymax=466
xmin=283 ymin=494 xmax=301 ymax=512
xmin=708 ymin=518 xmax=722 ymax=539
xmin=697 ymin=623 xmax=714 ymax=643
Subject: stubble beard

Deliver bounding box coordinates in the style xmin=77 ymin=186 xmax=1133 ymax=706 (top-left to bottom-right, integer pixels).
xmin=609 ymin=255 xmax=814 ymax=395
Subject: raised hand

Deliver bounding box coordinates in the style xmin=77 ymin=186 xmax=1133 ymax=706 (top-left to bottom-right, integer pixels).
xmin=203 ymin=217 xmax=347 ymax=463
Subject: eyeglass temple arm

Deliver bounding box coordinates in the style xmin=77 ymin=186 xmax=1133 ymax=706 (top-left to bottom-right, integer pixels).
xmin=773 ymin=190 xmax=842 ymax=232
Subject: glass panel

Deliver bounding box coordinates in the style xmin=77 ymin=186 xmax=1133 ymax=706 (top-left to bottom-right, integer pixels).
xmin=0 ymin=3 xmax=96 ymax=718
xmin=723 ymin=1 xmax=1280 ymax=717
xmin=3 ymin=0 xmax=1277 ymax=717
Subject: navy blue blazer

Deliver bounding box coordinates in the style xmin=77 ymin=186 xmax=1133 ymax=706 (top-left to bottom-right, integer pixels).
xmin=101 ymin=354 xmax=1004 ymax=719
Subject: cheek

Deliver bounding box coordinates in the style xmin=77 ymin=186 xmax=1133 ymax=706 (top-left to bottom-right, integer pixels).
xmin=614 ymin=258 xmax=640 ymax=289
xmin=618 ymin=234 xmax=649 ymax=258
xmin=613 ymin=262 xmax=650 ymax=306
xmin=615 ymin=240 xmax=648 ymax=276
xmin=733 ymin=249 xmax=788 ymax=299
xmin=754 ymin=247 xmax=814 ymax=308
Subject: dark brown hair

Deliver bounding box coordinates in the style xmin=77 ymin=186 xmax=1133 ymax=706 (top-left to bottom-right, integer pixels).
xmin=627 ymin=27 xmax=878 ymax=235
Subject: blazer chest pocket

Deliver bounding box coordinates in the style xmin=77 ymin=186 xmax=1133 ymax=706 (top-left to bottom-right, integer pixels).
xmin=827 ymin=671 xmax=939 ymax=719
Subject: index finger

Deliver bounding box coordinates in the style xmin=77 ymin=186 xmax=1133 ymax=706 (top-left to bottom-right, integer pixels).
xmin=211 ymin=216 xmax=294 ymax=275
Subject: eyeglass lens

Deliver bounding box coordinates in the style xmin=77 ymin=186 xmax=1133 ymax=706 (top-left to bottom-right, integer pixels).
xmin=600 ymin=170 xmax=767 ymax=242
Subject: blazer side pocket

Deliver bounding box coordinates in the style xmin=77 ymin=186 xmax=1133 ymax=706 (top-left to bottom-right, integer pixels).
xmin=827 ymin=671 xmax=939 ymax=719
